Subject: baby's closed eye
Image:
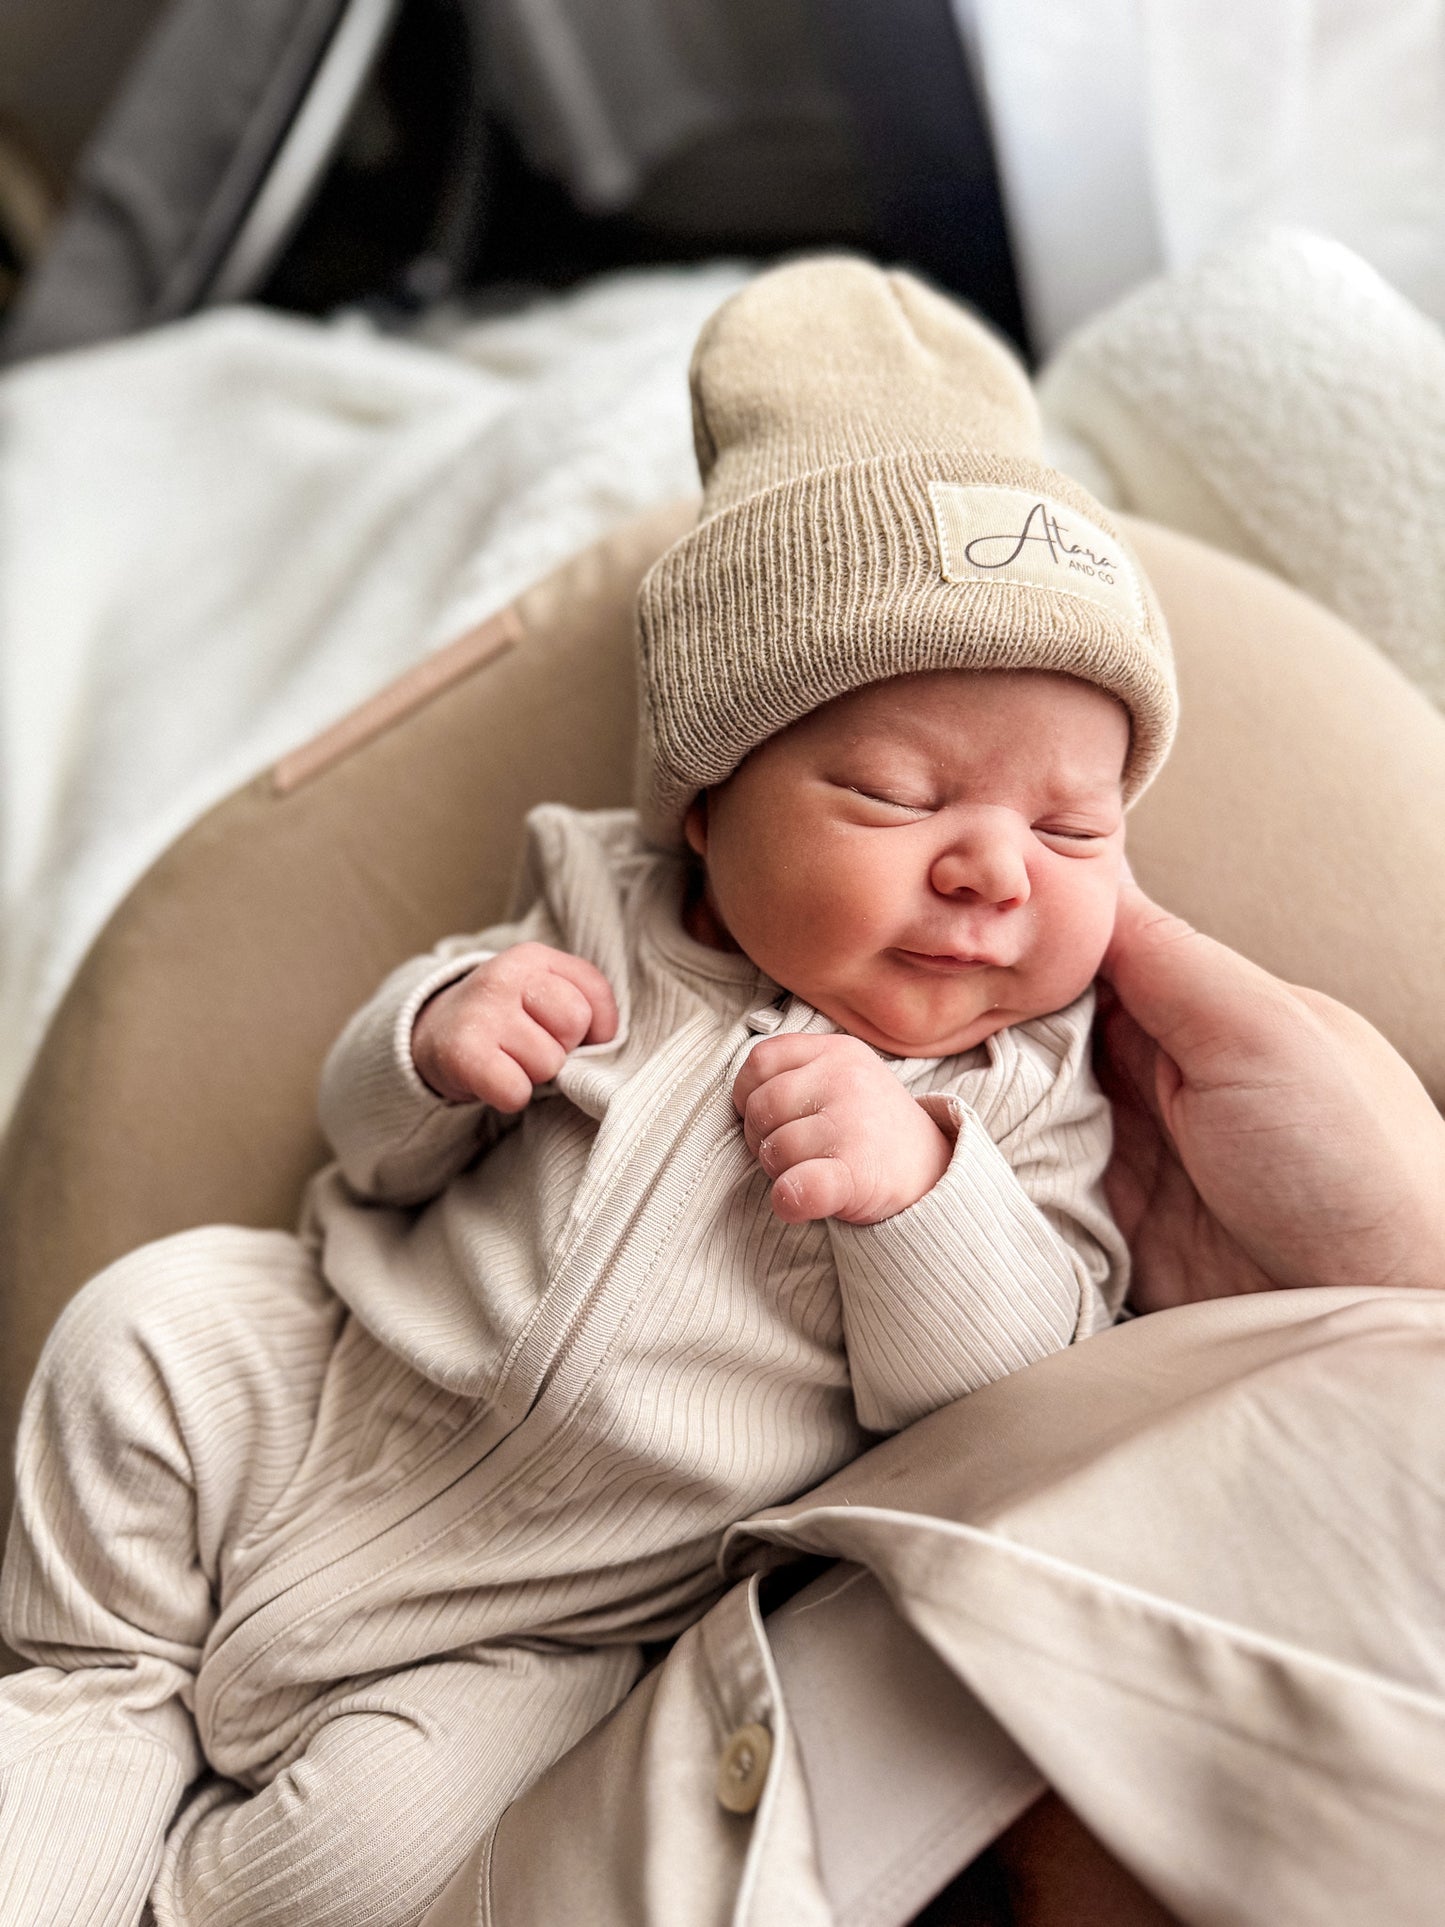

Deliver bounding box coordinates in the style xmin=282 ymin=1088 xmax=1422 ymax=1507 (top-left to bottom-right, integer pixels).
xmin=1032 ymin=820 xmax=1116 ymax=852
xmin=842 ymin=785 xmax=936 ymax=815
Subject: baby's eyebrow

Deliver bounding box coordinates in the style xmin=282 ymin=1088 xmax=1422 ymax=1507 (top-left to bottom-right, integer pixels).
xmin=1020 ymin=762 xmax=1124 ymax=810
xmin=824 ymin=742 xmax=936 ymax=779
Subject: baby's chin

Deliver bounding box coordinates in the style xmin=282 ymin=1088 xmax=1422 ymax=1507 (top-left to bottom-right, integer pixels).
xmin=849 ymin=1009 xmax=1018 ymax=1058
xmin=813 ymin=990 xmax=1015 ymax=1059
xmin=822 ymin=971 xmax=1093 ymax=1058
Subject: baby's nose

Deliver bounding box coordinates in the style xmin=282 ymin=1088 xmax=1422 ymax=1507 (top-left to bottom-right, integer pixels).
xmin=930 ymin=822 xmax=1031 ymax=907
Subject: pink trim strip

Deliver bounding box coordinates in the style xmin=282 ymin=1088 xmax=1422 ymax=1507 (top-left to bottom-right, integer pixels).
xmin=271 ymin=607 xmax=523 ymax=795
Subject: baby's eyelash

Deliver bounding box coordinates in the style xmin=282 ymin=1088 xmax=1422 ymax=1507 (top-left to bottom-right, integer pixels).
xmin=849 ymin=786 xmax=933 ymax=812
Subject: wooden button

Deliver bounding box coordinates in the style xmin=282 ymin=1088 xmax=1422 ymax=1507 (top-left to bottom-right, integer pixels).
xmin=716 ymin=1721 xmax=772 ymax=1814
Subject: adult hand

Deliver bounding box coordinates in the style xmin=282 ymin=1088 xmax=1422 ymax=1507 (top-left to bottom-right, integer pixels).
xmin=411 ymin=943 xmax=618 ymax=1110
xmin=1098 ymin=875 xmax=1445 ymax=1308
xmin=733 ymin=1034 xmax=952 ymax=1225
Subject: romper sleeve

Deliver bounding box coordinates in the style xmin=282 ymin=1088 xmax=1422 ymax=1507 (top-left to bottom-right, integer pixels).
xmin=317 ymin=900 xmax=557 ymax=1207
xmin=826 ymin=990 xmax=1127 ymax=1434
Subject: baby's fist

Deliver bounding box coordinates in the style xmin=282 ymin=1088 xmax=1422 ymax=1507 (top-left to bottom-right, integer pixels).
xmin=412 ymin=943 xmax=617 ymax=1111
xmin=732 ymin=1033 xmax=952 ymax=1225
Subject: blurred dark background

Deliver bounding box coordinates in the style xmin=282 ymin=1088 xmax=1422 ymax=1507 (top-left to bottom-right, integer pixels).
xmin=0 ymin=0 xmax=1030 ymax=366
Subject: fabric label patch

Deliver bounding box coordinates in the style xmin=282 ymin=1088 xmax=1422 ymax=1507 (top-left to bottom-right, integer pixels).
xmin=928 ymin=482 xmax=1143 ymax=626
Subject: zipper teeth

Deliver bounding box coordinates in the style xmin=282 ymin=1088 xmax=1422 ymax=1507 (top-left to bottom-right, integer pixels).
xmin=480 ymin=995 xmax=818 ymax=1442
xmin=490 ymin=1014 xmax=719 ymax=1399
xmin=208 ymin=1059 xmax=742 ymax=1716
xmin=521 ymin=1058 xmax=737 ymax=1415
xmin=521 ymin=990 xmax=837 ymax=1420
xmin=204 ymin=1009 xmax=819 ymax=1723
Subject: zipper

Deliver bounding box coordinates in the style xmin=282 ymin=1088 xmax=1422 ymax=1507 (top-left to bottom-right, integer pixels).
xmin=199 ymin=996 xmax=837 ymax=1739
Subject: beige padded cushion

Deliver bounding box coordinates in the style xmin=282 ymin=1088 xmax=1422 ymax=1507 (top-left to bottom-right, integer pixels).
xmin=2 ymin=505 xmax=1443 ymax=1534
xmin=1124 ymin=520 xmax=1445 ymax=1065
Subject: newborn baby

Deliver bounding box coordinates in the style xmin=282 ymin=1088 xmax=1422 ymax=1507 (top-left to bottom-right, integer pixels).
xmin=0 ymin=258 xmax=1176 ymax=1927
xmin=417 ymin=666 xmax=1128 ymax=1235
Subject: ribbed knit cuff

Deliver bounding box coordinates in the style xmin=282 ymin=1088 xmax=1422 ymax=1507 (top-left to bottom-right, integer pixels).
xmin=0 ymin=1733 xmax=188 ymax=1924
xmin=828 ymin=1095 xmax=1084 ymax=1434
xmin=318 ymin=951 xmax=495 ymax=1204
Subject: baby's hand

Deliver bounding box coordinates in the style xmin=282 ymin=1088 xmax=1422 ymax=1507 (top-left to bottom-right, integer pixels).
xmin=733 ymin=1034 xmax=952 ymax=1225
xmin=412 ymin=943 xmax=618 ymax=1110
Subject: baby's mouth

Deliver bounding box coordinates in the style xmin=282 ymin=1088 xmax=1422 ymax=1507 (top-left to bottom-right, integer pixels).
xmin=895 ymin=948 xmax=1004 ymax=973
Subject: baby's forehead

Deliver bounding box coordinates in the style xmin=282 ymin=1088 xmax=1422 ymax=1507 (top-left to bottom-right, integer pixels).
xmin=797 ymin=669 xmax=1130 ymax=783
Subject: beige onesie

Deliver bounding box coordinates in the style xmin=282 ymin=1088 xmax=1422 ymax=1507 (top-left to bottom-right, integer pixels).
xmin=0 ymin=804 xmax=1124 ymax=1927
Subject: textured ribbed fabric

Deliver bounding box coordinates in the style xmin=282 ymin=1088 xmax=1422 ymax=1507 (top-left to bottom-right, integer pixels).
xmin=0 ymin=805 xmax=1122 ymax=1925
xmin=635 ymin=257 xmax=1177 ymax=845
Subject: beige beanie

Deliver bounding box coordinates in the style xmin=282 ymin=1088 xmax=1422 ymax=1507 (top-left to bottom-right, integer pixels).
xmin=635 ymin=256 xmax=1178 ymax=848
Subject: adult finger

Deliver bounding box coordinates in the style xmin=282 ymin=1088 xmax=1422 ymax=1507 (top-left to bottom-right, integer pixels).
xmin=771 ymin=1158 xmax=855 ymax=1224
xmin=1101 ymin=876 xmax=1295 ymax=1080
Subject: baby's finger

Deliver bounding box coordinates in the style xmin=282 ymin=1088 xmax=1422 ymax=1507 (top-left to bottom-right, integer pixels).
xmin=739 ymin=1063 xmax=825 ymax=1156
xmin=496 ymin=1012 xmax=569 ymax=1088
xmin=540 ymin=951 xmax=620 ymax=1044
xmin=470 ymin=1048 xmax=536 ymax=1113
xmin=522 ymin=972 xmax=598 ymax=1052
xmin=770 ymin=1158 xmax=856 ymax=1224
xmin=731 ymin=1033 xmax=834 ymax=1115
xmin=755 ymin=1114 xmax=839 ymax=1181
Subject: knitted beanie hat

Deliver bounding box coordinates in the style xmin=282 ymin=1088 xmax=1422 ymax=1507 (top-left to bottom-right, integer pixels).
xmin=635 ymin=256 xmax=1177 ymax=848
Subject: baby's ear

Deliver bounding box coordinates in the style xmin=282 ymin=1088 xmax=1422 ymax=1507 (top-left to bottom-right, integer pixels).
xmin=683 ymin=794 xmax=709 ymax=859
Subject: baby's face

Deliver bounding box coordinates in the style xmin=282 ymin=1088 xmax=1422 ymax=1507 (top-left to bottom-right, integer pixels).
xmin=683 ymin=669 xmax=1129 ymax=1057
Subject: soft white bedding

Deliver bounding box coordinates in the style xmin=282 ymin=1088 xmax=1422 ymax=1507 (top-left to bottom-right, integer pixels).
xmin=1040 ymin=228 xmax=1445 ymax=713
xmin=0 ymin=263 xmax=749 ymax=1121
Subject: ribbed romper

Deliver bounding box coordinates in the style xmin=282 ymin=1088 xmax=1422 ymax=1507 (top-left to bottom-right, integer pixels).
xmin=0 ymin=805 xmax=1123 ymax=1927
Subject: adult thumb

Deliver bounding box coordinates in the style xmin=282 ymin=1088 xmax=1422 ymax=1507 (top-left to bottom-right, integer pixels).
xmin=1101 ymin=873 xmax=1278 ymax=1070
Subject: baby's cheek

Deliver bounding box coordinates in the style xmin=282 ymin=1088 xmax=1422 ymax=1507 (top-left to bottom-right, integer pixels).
xmin=1033 ymin=867 xmax=1119 ymax=996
